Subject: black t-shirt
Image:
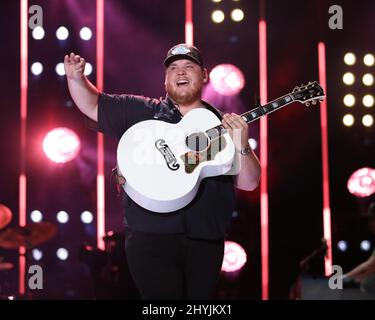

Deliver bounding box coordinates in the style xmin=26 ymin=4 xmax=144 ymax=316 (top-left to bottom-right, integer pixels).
xmin=96 ymin=93 xmax=235 ymax=240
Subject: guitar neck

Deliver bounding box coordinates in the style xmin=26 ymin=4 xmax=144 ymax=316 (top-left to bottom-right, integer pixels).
xmin=240 ymin=93 xmax=296 ymax=124
xmin=206 ymin=92 xmax=296 ymax=140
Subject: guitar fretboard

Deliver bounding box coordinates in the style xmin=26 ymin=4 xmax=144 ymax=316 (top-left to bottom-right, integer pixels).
xmin=206 ymin=93 xmax=296 ymax=140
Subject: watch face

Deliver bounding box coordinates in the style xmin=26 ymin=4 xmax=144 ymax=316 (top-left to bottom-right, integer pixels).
xmin=241 ymin=146 xmax=251 ymax=155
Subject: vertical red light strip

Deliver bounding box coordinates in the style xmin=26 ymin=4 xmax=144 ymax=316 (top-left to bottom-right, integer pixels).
xmin=96 ymin=0 xmax=105 ymax=250
xmin=318 ymin=42 xmax=332 ymax=276
xmin=259 ymin=0 xmax=269 ymax=300
xmin=19 ymin=0 xmax=28 ymax=296
xmin=259 ymin=19 xmax=269 ymax=300
xmin=185 ymin=0 xmax=193 ymax=45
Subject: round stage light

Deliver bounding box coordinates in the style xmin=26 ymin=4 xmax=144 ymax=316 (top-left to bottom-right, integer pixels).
xmin=363 ymin=95 xmax=374 ymax=107
xmin=342 ymin=72 xmax=355 ymax=85
xmin=56 ymin=26 xmax=69 ymax=40
xmin=360 ymin=240 xmax=371 ymax=252
xmin=31 ymin=62 xmax=43 ymax=76
xmin=362 ymin=74 xmax=374 ymax=86
xmin=30 ymin=210 xmax=43 ymax=223
xmin=364 ymin=54 xmax=375 ymax=66
xmin=209 ymin=64 xmax=245 ymax=96
xmin=347 ymin=167 xmax=375 ymax=198
xmin=337 ymin=240 xmax=348 ymax=252
xmin=362 ymin=114 xmax=374 ymax=127
xmin=42 ymin=128 xmax=81 ymax=164
xmin=57 ymin=211 xmax=69 ymax=224
xmin=81 ymin=211 xmax=93 ymax=224
xmin=56 ymin=248 xmax=69 ymax=261
xmin=80 ymin=27 xmax=92 ymax=41
xmin=84 ymin=62 xmax=93 ymax=76
xmin=343 ymin=94 xmax=355 ymax=107
xmin=221 ymin=241 xmax=247 ymax=272
xmin=249 ymin=138 xmax=257 ymax=150
xmin=344 ymin=52 xmax=356 ymax=66
xmin=231 ymin=9 xmax=244 ymax=22
xmin=212 ymin=10 xmax=225 ymax=23
xmin=32 ymin=249 xmax=43 ymax=261
xmin=343 ymin=114 xmax=354 ymax=127
xmin=55 ymin=63 xmax=65 ymax=76
xmin=32 ymin=26 xmax=45 ymax=40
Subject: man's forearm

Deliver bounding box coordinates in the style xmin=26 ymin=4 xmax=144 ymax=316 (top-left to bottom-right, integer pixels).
xmin=67 ymin=76 xmax=99 ymax=121
xmin=235 ymin=150 xmax=261 ymax=191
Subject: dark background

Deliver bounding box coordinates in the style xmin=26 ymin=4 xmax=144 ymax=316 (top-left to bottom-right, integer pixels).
xmin=0 ymin=0 xmax=374 ymax=299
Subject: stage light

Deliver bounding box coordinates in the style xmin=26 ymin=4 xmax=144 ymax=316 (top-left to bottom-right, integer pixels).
xmin=362 ymin=114 xmax=374 ymax=127
xmin=81 ymin=211 xmax=93 ymax=224
xmin=364 ymin=54 xmax=375 ymax=67
xmin=32 ymin=249 xmax=43 ymax=261
xmin=84 ymin=62 xmax=93 ymax=76
xmin=249 ymin=138 xmax=257 ymax=150
xmin=360 ymin=240 xmax=371 ymax=252
xmin=362 ymin=74 xmax=374 ymax=86
xmin=212 ymin=0 xmax=222 ymax=2
xmin=342 ymin=72 xmax=355 ymax=85
xmin=344 ymin=52 xmax=356 ymax=66
xmin=343 ymin=114 xmax=354 ymax=127
xmin=362 ymin=95 xmax=374 ymax=107
xmin=56 ymin=211 xmax=69 ymax=224
xmin=42 ymin=127 xmax=81 ymax=164
xmin=30 ymin=210 xmax=43 ymax=222
xmin=209 ymin=64 xmax=245 ymax=96
xmin=31 ymin=62 xmax=43 ymax=76
xmin=337 ymin=240 xmax=348 ymax=252
xmin=55 ymin=63 xmax=65 ymax=76
xmin=231 ymin=9 xmax=244 ymax=22
xmin=221 ymin=241 xmax=247 ymax=272
xmin=32 ymin=26 xmax=45 ymax=40
xmin=56 ymin=26 xmax=69 ymax=40
xmin=212 ymin=10 xmax=225 ymax=23
xmin=56 ymin=248 xmax=69 ymax=261
xmin=347 ymin=167 xmax=375 ymax=198
xmin=80 ymin=27 xmax=92 ymax=41
xmin=343 ymin=94 xmax=355 ymax=107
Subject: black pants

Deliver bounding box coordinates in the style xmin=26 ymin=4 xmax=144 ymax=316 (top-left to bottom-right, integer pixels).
xmin=125 ymin=229 xmax=224 ymax=300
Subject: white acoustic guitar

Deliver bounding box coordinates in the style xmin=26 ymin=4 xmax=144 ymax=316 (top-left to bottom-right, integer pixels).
xmin=117 ymin=82 xmax=325 ymax=213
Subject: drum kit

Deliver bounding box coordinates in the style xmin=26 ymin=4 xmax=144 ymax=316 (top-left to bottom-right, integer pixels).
xmin=0 ymin=204 xmax=57 ymax=299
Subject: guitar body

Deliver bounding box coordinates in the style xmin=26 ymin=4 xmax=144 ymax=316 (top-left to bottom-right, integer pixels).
xmin=117 ymin=108 xmax=235 ymax=213
xmin=116 ymin=81 xmax=325 ymax=213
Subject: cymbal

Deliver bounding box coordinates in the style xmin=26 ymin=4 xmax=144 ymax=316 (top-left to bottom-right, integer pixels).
xmin=0 ymin=204 xmax=12 ymax=230
xmin=0 ymin=262 xmax=13 ymax=271
xmin=0 ymin=222 xmax=57 ymax=249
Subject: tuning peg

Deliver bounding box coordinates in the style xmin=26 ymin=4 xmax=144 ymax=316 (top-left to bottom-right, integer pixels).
xmin=305 ymin=102 xmax=310 ymax=107
xmin=293 ymin=86 xmax=299 ymax=92
xmin=312 ymin=100 xmax=317 ymax=105
xmin=319 ymin=98 xmax=324 ymax=102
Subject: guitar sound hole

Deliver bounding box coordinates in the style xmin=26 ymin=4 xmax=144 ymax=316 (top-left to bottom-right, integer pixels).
xmin=185 ymin=132 xmax=209 ymax=152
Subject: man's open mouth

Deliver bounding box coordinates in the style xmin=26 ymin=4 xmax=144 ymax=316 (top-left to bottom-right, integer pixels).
xmin=176 ymin=79 xmax=189 ymax=87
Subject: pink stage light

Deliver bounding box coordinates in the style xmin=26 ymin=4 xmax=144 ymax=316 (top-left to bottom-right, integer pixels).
xmin=209 ymin=64 xmax=245 ymax=96
xmin=221 ymin=241 xmax=247 ymax=273
xmin=42 ymin=128 xmax=81 ymax=163
xmin=347 ymin=167 xmax=375 ymax=198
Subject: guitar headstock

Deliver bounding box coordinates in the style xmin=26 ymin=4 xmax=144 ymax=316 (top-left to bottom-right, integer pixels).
xmin=291 ymin=81 xmax=325 ymax=106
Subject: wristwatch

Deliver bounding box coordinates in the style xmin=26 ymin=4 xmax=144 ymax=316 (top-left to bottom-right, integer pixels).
xmin=239 ymin=143 xmax=252 ymax=156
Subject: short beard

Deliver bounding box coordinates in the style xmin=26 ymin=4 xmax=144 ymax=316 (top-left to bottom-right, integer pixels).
xmin=166 ymin=85 xmax=202 ymax=106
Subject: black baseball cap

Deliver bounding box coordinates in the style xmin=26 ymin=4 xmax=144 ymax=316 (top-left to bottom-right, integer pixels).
xmin=164 ymin=44 xmax=204 ymax=68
